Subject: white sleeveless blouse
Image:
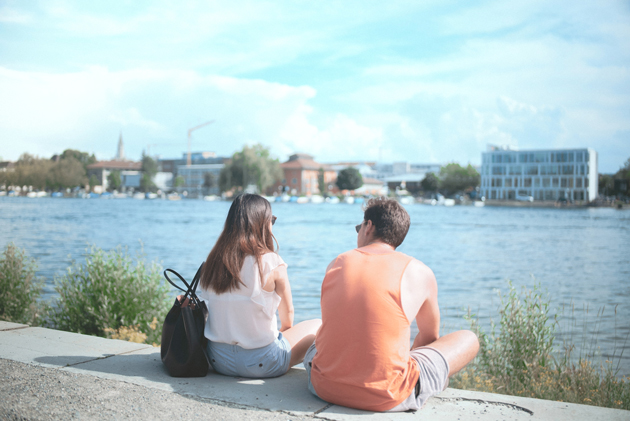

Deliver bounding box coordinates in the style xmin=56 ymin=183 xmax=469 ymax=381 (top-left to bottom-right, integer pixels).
xmin=199 ymin=253 xmax=285 ymax=349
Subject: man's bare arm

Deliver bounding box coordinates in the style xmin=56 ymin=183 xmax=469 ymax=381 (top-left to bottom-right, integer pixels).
xmin=409 ymin=263 xmax=440 ymax=349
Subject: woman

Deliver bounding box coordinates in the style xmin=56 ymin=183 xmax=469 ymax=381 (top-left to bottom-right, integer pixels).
xmin=197 ymin=193 xmax=321 ymax=378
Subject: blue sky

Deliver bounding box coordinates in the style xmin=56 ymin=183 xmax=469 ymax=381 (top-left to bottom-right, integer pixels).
xmin=1 ymin=0 xmax=628 ymax=172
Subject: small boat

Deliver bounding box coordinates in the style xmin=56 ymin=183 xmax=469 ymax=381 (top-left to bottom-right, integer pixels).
xmin=167 ymin=193 xmax=181 ymax=201
xmin=289 ymin=196 xmax=299 ymax=203
xmin=89 ymin=192 xmax=100 ymax=199
xmin=296 ymin=196 xmax=309 ymax=204
xmin=473 ymin=201 xmax=485 ymax=207
xmin=133 ymin=192 xmax=145 ymax=200
xmin=354 ymin=197 xmax=365 ymax=205
xmin=51 ymin=192 xmax=63 ymax=198
xmin=146 ymin=193 xmax=158 ymax=200
xmin=326 ymin=196 xmax=340 ymax=204
xmin=343 ymin=196 xmax=355 ymax=204
xmin=398 ymin=196 xmax=413 ymax=205
xmin=310 ymin=195 xmax=324 ymax=204
xmin=444 ymin=199 xmax=456 ymax=207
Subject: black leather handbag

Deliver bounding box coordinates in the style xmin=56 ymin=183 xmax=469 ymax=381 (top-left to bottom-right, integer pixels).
xmin=161 ymin=263 xmax=209 ymax=377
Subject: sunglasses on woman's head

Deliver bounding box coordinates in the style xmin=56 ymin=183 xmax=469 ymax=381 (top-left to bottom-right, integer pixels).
xmin=272 ymin=215 xmax=277 ymax=225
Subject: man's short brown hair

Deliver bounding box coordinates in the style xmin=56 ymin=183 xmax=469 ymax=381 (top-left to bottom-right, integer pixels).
xmin=363 ymin=197 xmax=410 ymax=249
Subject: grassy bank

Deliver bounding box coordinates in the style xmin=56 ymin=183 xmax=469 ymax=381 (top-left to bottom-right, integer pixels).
xmin=1 ymin=243 xmax=628 ymax=410
xmin=0 ymin=243 xmax=170 ymax=346
xmin=450 ymin=282 xmax=629 ymax=410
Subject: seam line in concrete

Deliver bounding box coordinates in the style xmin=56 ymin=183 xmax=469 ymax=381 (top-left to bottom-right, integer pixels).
xmin=59 ymin=346 xmax=154 ymax=368
xmin=0 ymin=326 xmax=31 ymax=332
xmin=313 ymin=403 xmax=334 ymax=415
xmin=436 ymin=397 xmax=534 ymax=415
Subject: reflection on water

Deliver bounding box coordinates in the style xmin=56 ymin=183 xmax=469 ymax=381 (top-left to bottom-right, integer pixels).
xmin=1 ymin=198 xmax=629 ymax=373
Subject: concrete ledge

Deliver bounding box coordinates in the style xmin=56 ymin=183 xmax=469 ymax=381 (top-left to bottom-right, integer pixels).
xmin=1 ymin=325 xmax=628 ymax=420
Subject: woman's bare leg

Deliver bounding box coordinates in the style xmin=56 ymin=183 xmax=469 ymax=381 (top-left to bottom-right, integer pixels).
xmin=282 ymin=319 xmax=322 ymax=367
xmin=419 ymin=330 xmax=479 ymax=377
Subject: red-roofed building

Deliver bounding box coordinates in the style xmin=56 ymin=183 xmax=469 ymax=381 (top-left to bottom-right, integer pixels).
xmin=274 ymin=153 xmax=337 ymax=196
xmin=87 ymin=160 xmax=142 ymax=191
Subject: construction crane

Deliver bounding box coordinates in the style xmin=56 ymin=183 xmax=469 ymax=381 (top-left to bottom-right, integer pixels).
xmin=187 ymin=120 xmax=215 ymax=166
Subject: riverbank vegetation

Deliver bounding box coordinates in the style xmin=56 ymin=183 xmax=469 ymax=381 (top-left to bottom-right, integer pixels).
xmin=0 ymin=244 xmax=47 ymax=325
xmin=2 ymin=243 xmax=628 ymax=410
xmin=49 ymin=246 xmax=170 ymax=345
xmin=450 ymin=282 xmax=629 ymax=410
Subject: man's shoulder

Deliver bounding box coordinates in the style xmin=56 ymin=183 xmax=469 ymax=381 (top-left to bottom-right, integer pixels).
xmin=402 ymin=256 xmax=436 ymax=285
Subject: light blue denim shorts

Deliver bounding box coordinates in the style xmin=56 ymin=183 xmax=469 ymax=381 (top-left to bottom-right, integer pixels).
xmin=207 ymin=333 xmax=291 ymax=378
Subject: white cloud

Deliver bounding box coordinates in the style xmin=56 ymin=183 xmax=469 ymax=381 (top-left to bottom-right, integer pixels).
xmin=0 ymin=6 xmax=33 ymax=24
xmin=0 ymin=66 xmax=379 ymax=164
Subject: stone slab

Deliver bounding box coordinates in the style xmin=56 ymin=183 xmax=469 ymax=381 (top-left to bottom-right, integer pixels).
xmin=62 ymin=346 xmax=330 ymax=417
xmin=0 ymin=327 xmax=151 ymax=368
xmin=1 ymin=326 xmax=628 ymax=420
xmin=0 ymin=321 xmax=29 ymax=331
xmin=320 ymin=387 xmax=630 ymax=421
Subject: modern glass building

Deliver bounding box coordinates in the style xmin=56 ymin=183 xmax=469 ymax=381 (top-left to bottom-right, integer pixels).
xmin=480 ymin=146 xmax=598 ymax=202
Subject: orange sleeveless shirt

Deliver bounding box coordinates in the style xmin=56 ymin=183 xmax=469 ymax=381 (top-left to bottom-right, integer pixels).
xmin=311 ymin=246 xmax=419 ymax=411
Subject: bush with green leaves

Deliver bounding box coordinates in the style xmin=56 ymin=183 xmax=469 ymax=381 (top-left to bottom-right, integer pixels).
xmin=50 ymin=246 xmax=171 ymax=345
xmin=451 ymin=282 xmax=630 ymax=410
xmin=0 ymin=243 xmax=47 ymax=325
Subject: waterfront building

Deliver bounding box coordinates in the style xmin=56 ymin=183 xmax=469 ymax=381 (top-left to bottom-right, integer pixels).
xmin=480 ymin=146 xmax=598 ymax=202
xmin=354 ymin=177 xmax=387 ymax=196
xmin=275 ymin=153 xmax=337 ymax=196
xmin=159 ymin=152 xmax=227 ymax=196
xmin=86 ymin=160 xmax=142 ymax=191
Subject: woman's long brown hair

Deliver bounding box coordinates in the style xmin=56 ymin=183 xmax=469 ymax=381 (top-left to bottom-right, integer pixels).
xmin=200 ymin=194 xmax=277 ymax=294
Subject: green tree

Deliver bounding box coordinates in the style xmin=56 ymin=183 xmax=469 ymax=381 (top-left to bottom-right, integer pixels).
xmin=203 ymin=172 xmax=216 ymax=190
xmin=174 ymin=175 xmax=185 ymax=188
xmin=60 ymin=149 xmax=96 ymax=170
xmin=219 ymin=144 xmax=282 ymax=193
xmin=317 ymin=167 xmax=327 ymax=196
xmin=439 ymin=163 xmax=480 ymax=196
xmin=107 ymin=170 xmax=122 ymax=191
xmin=420 ymin=172 xmax=439 ymax=193
xmin=48 ymin=157 xmax=87 ymax=190
xmin=336 ymin=167 xmax=363 ymax=191
xmin=599 ymin=174 xmax=614 ymax=197
xmin=89 ymin=174 xmax=99 ymax=190
xmin=613 ymin=157 xmax=630 ymax=196
xmin=140 ymin=153 xmax=158 ymax=192
xmin=14 ymin=154 xmax=54 ymax=190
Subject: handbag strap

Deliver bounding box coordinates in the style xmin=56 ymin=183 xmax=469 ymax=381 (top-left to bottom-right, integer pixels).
xmin=164 ymin=262 xmax=205 ymax=305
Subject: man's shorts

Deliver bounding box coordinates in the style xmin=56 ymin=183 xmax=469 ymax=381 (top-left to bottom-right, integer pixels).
xmin=207 ymin=333 xmax=291 ymax=378
xmin=303 ymin=343 xmax=450 ymax=412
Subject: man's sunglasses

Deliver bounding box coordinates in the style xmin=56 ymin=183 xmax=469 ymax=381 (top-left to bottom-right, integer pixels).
xmin=272 ymin=215 xmax=277 ymax=225
xmin=355 ymin=222 xmax=363 ymax=233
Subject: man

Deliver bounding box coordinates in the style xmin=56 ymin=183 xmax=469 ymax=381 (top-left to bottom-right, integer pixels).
xmin=304 ymin=197 xmax=479 ymax=412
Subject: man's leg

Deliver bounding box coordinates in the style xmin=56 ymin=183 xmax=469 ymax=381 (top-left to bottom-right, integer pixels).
xmin=420 ymin=330 xmax=479 ymax=377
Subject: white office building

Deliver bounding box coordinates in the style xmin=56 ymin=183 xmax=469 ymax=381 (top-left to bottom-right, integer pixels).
xmin=480 ymin=146 xmax=598 ymax=202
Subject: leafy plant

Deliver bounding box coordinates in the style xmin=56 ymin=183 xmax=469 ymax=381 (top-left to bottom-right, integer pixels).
xmin=0 ymin=243 xmax=47 ymax=325
xmin=451 ymin=282 xmax=630 ymax=410
xmin=50 ymin=246 xmax=171 ymax=345
xmin=336 ymin=167 xmax=363 ymax=191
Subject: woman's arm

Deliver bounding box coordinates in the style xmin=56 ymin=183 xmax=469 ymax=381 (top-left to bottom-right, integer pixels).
xmin=272 ymin=265 xmax=294 ymax=332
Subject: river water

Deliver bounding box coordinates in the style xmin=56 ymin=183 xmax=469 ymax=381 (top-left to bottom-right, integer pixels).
xmin=1 ymin=197 xmax=629 ymax=374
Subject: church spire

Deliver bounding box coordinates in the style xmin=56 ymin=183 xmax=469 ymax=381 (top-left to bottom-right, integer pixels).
xmin=116 ymin=132 xmax=125 ymax=161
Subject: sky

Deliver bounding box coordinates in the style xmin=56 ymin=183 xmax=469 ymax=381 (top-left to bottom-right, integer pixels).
xmin=0 ymin=0 xmax=629 ymax=173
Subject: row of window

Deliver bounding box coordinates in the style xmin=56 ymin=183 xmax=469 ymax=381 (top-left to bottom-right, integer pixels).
xmin=483 ymin=189 xmax=588 ymax=201
xmin=484 ymin=164 xmax=589 ymax=176
xmin=483 ymin=177 xmax=589 ymax=189
xmin=484 ymin=151 xmax=589 ymax=164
